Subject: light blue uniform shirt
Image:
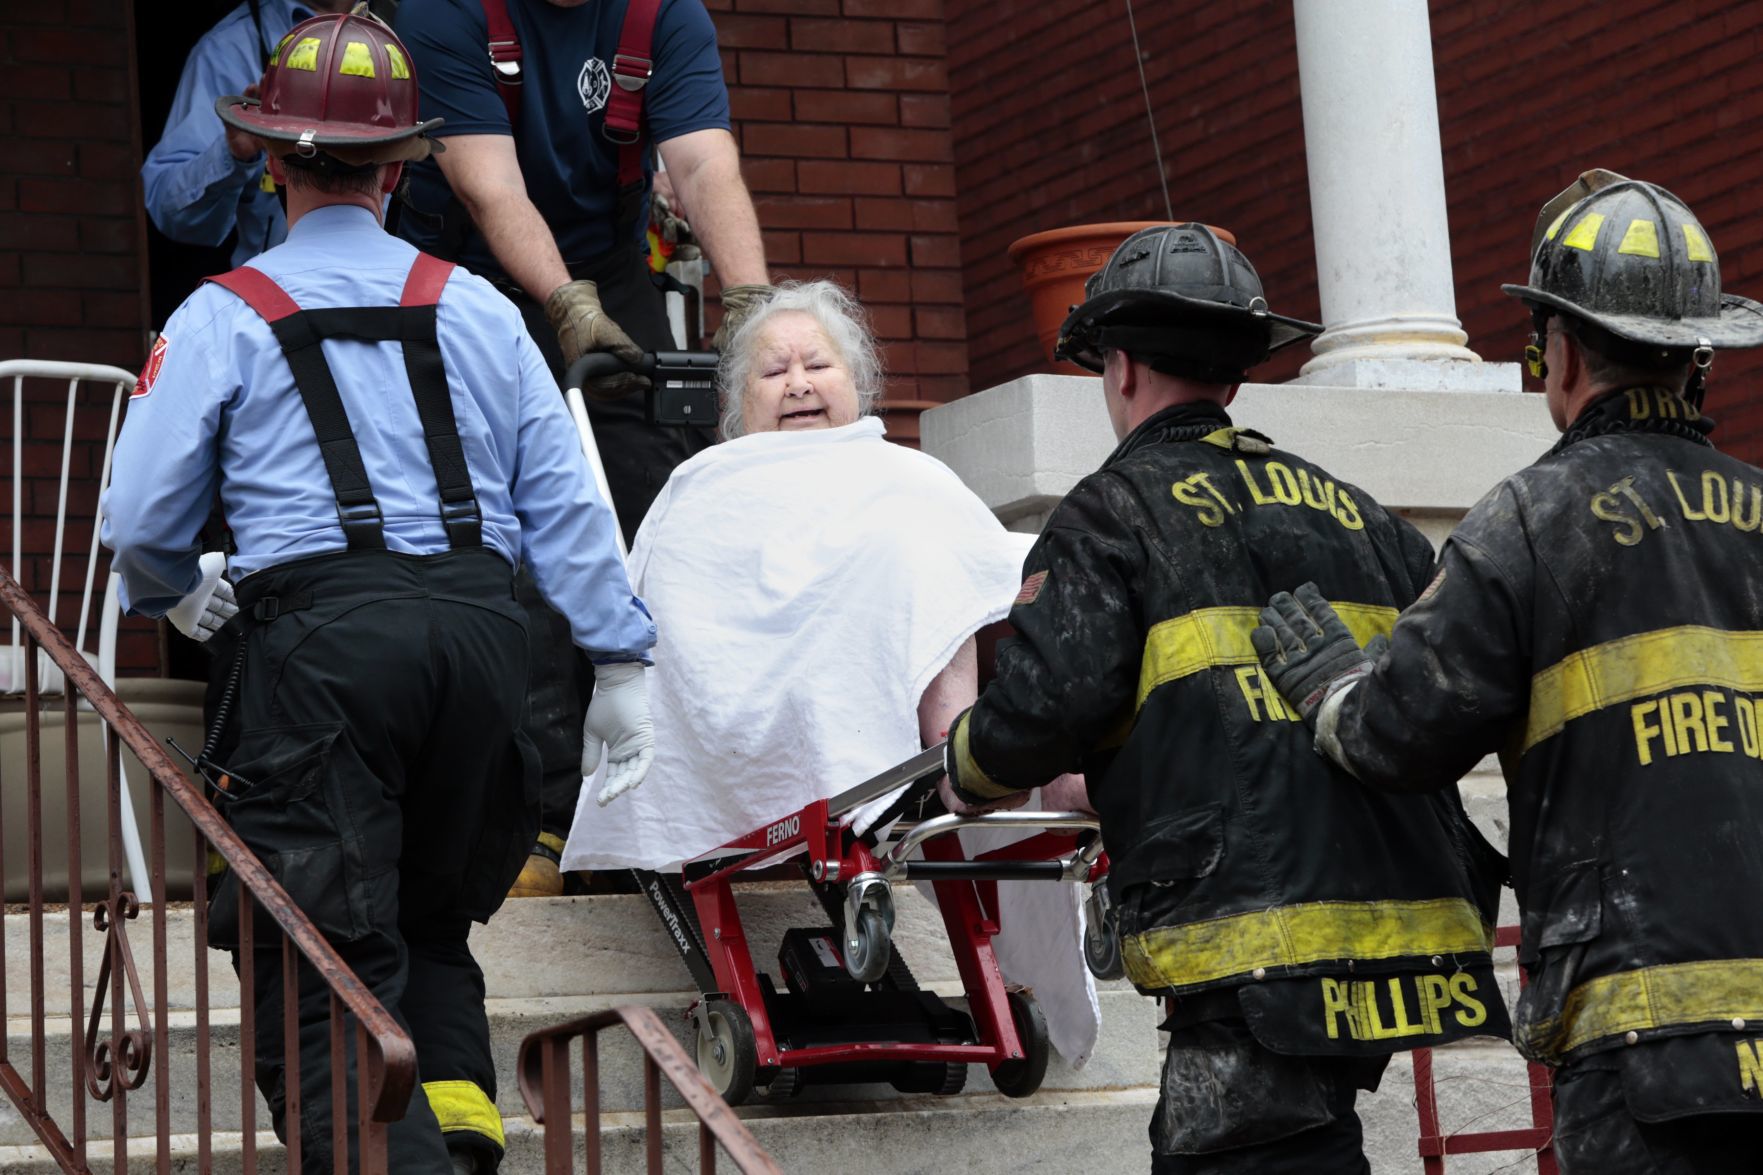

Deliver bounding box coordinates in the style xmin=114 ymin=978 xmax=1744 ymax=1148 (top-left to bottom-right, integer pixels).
xmin=102 ymin=204 xmax=656 ymax=663
xmin=141 ymin=0 xmax=308 ymax=266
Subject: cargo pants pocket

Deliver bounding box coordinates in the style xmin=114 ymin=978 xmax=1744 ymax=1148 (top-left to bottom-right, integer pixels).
xmin=207 ymin=724 xmax=372 ymax=949
xmin=1152 ymin=1019 xmax=1340 ymax=1155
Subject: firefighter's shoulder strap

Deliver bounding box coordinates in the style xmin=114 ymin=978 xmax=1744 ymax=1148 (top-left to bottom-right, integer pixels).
xmin=477 ymin=0 xmax=662 ymax=224
xmin=481 ymin=0 xmax=525 ymax=127
xmin=204 ymin=254 xmax=484 ymax=552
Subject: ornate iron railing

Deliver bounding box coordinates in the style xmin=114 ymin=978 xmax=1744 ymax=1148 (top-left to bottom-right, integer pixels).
xmin=518 ymin=1005 xmax=780 ymax=1175
xmin=0 ymin=564 xmax=415 ymax=1172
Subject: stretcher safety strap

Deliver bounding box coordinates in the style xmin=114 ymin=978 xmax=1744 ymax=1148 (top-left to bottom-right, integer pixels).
xmin=423 ymin=1079 xmax=506 ymax=1147
xmin=1137 ymin=603 xmax=1399 ymax=708
xmin=1120 ymin=897 xmax=1492 ymax=991
xmin=1524 ymin=957 xmax=1763 ymax=1060
xmin=1523 ymin=626 xmax=1763 ymax=753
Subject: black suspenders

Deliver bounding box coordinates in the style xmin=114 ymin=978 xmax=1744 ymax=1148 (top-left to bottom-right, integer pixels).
xmin=205 ymin=253 xmax=484 ymax=552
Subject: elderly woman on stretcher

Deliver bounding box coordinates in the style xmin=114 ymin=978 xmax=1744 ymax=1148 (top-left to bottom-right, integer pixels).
xmin=561 ymin=280 xmax=1100 ymax=1065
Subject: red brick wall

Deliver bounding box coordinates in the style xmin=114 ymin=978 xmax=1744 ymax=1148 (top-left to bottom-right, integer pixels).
xmin=0 ymin=0 xmax=159 ymax=672
xmin=711 ymin=0 xmax=963 ymax=442
xmin=948 ymin=0 xmax=1763 ymax=464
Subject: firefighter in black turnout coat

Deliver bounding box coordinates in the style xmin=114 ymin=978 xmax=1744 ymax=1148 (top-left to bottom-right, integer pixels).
xmin=942 ymin=225 xmax=1509 ymax=1174
xmin=1255 ymin=173 xmax=1763 ymax=1174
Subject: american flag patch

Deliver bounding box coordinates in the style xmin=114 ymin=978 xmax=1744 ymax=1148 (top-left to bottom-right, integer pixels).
xmin=1014 ymin=570 xmax=1048 ymax=606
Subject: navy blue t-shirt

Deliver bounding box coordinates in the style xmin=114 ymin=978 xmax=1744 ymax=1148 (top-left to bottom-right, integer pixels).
xmin=394 ymin=0 xmax=729 ymax=277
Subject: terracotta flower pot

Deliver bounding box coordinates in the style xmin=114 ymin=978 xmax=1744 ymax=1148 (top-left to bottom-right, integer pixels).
xmin=1008 ymin=221 xmax=1238 ymax=372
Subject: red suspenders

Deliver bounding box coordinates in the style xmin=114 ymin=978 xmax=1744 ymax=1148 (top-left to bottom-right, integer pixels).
xmin=478 ymin=0 xmax=662 ymax=190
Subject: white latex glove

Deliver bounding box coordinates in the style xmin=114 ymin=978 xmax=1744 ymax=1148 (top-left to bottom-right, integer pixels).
xmin=582 ymin=662 xmax=654 ymax=806
xmin=165 ymin=552 xmax=238 ymax=642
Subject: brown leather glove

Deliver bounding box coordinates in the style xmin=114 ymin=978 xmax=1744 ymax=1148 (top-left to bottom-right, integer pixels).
xmin=545 ymin=279 xmax=648 ymax=398
xmin=650 ymin=189 xmax=700 ymax=260
xmin=712 ymin=283 xmax=774 ymax=353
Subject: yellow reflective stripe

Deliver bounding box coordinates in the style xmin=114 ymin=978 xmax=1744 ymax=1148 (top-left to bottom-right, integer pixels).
xmin=1137 ymin=603 xmax=1398 ymax=707
xmin=536 ymin=830 xmax=567 ymax=855
xmin=1121 ymin=897 xmax=1492 ymax=990
xmin=1683 ymin=223 xmax=1715 ymax=263
xmin=338 ymin=41 xmax=376 ymax=77
xmin=1523 ymin=626 xmax=1763 ymax=752
xmin=423 ymin=1080 xmax=505 ymax=1147
xmin=1617 ymin=218 xmax=1660 ymax=258
xmin=1543 ymin=207 xmax=1572 ymax=242
xmin=284 ymin=36 xmax=321 ymax=72
xmin=1529 ymin=959 xmax=1763 ymax=1058
xmin=953 ymin=712 xmax=1015 ymax=801
xmin=1561 ymin=212 xmax=1606 ymax=251
xmin=385 ymin=43 xmax=411 ymax=79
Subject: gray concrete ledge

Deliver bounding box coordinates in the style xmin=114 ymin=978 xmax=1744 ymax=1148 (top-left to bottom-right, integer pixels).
xmin=922 ymin=374 xmax=1559 ymax=531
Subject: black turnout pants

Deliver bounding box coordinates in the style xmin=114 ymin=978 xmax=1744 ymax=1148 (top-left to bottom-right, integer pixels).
xmin=507 ymin=243 xmax=713 ymax=839
xmin=1552 ymin=1061 xmax=1763 ymax=1174
xmin=210 ymin=550 xmax=538 ymax=1173
xmin=1150 ymin=1018 xmax=1383 ymax=1175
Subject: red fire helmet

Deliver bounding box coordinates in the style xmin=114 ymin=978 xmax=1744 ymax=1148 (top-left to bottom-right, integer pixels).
xmin=215 ymin=8 xmax=441 ymax=164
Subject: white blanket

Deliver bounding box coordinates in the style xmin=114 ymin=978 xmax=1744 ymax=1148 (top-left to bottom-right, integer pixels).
xmin=562 ymin=418 xmax=1100 ymax=1065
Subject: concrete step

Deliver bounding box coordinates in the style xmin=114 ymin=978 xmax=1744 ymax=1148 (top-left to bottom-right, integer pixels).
xmin=3 ymin=884 xmax=1040 ymax=1014
xmin=2 ymin=887 xmax=1163 ymax=1145
xmin=4 ymin=879 xmax=1549 ymax=1174
xmin=0 ymin=1045 xmax=1556 ymax=1175
xmin=0 ymin=983 xmax=1161 ymax=1146
xmin=0 ymin=1088 xmax=1164 ymax=1174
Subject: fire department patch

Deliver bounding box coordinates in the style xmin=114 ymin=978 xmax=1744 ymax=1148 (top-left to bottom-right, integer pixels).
xmin=1417 ymin=567 xmax=1447 ymax=604
xmin=1013 ymin=570 xmax=1048 ymax=606
xmin=133 ymin=334 xmax=169 ymax=399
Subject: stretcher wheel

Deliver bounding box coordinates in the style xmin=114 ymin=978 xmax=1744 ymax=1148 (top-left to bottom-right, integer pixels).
xmin=989 ymin=991 xmax=1051 ymax=1099
xmin=844 ymin=905 xmax=892 ymax=985
xmin=696 ymin=1000 xmax=758 ymax=1106
xmin=1083 ymin=895 xmax=1126 ymax=981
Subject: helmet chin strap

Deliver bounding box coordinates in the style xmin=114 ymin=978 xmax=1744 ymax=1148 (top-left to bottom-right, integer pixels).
xmin=1685 ymin=337 xmax=1715 ymax=411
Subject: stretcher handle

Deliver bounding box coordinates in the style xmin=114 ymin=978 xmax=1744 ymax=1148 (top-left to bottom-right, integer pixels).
xmin=562 ymin=349 xmax=719 ymax=394
xmin=880 ymin=809 xmax=1105 ymax=883
xmin=564 ymin=352 xmax=657 ymax=389
xmin=827 ymin=744 xmax=947 ymax=817
xmin=902 ymin=860 xmax=1069 ymax=882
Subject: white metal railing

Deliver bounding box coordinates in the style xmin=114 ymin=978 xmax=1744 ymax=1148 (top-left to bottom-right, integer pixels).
xmin=2 ymin=358 xmax=149 ymax=897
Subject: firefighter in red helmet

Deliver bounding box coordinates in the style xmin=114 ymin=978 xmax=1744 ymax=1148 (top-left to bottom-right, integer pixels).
xmin=105 ymin=10 xmax=656 ymax=1172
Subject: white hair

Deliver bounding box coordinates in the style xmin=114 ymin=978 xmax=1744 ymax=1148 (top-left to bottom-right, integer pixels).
xmin=717 ymin=280 xmax=885 ymax=440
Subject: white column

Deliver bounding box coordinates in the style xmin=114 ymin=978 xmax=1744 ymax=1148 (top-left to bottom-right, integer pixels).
xmin=1290 ymin=0 xmax=1516 ymax=390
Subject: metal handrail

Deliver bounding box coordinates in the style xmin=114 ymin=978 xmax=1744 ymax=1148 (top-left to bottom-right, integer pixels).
xmin=0 ymin=563 xmax=417 ymax=1167
xmin=518 ymin=1005 xmax=780 ymax=1175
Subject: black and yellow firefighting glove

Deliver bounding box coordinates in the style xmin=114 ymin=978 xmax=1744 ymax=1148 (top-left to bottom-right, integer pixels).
xmin=941 ymin=708 xmax=1029 ymax=812
xmin=545 ymin=279 xmax=648 ymax=399
xmin=1251 ymin=582 xmax=1379 ymax=729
